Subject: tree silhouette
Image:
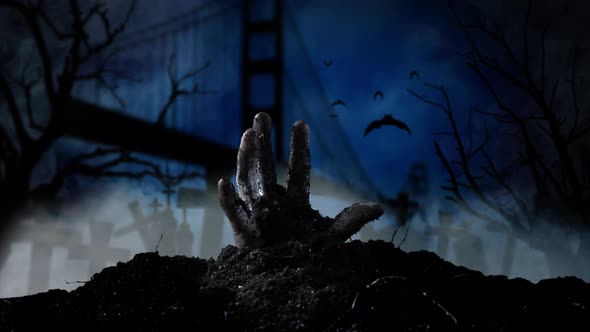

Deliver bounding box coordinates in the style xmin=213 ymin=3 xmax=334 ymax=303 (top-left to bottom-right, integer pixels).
xmin=409 ymin=0 xmax=590 ymax=277
xmin=0 ymin=1 xmax=207 ymax=228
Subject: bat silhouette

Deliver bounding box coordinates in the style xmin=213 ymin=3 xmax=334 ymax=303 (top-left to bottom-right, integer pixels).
xmin=373 ymin=90 xmax=384 ymax=101
xmin=364 ymin=114 xmax=411 ymax=136
xmin=323 ymin=60 xmax=333 ymax=66
xmin=409 ymin=70 xmax=420 ymax=79
xmin=328 ymin=113 xmax=338 ymax=118
xmin=331 ymin=100 xmax=346 ymax=108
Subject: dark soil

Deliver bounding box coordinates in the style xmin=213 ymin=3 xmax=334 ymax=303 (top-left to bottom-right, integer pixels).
xmin=1 ymin=240 xmax=589 ymax=331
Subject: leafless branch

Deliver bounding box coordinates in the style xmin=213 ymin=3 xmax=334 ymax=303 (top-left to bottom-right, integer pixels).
xmin=8 ymin=51 xmax=45 ymax=133
xmin=411 ymin=80 xmax=522 ymax=226
xmin=407 ymin=86 xmax=448 ymax=115
xmin=567 ymin=43 xmax=584 ymax=142
xmin=435 ymin=141 xmax=505 ymax=226
xmin=32 ymin=147 xmax=203 ymax=201
xmin=0 ymin=125 xmax=17 ymax=161
xmin=548 ymin=80 xmax=559 ymax=110
xmin=466 ymin=61 xmax=562 ymax=196
xmin=74 ymin=67 xmax=140 ymax=109
xmin=78 ymin=0 xmax=137 ymax=63
xmin=452 ymin=16 xmax=535 ymax=98
xmin=0 ymin=0 xmax=150 ymax=224
xmin=568 ymin=124 xmax=590 ymax=143
xmin=454 ymin=1 xmax=586 ymax=204
xmin=522 ymin=0 xmax=531 ymax=72
xmin=0 ymin=1 xmax=57 ymax=104
xmin=0 ymin=71 xmax=31 ymax=145
xmin=467 ymin=106 xmax=474 ymax=153
xmin=156 ymin=53 xmax=213 ymax=125
xmin=36 ymin=3 xmax=73 ymax=40
xmin=481 ymin=150 xmax=530 ymax=221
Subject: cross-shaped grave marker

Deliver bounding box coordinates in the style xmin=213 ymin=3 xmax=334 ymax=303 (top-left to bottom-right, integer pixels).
xmin=113 ymin=200 xmax=160 ymax=251
xmin=114 ymin=198 xmax=180 ymax=256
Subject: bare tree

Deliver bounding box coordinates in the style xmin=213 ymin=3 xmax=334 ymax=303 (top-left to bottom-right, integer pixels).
xmin=408 ymin=0 xmax=590 ymax=276
xmin=0 ymin=1 xmax=208 ymax=227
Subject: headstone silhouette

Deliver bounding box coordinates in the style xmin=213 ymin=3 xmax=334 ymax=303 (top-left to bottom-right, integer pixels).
xmin=116 ymin=189 xmax=204 ymax=257
xmin=176 ymin=186 xmax=207 ymax=257
xmin=198 ymin=170 xmax=226 ymax=259
xmin=452 ymin=219 xmax=487 ymax=273
xmin=425 ymin=214 xmax=487 ymax=273
xmin=176 ymin=220 xmax=194 ymax=257
xmin=424 ymin=210 xmax=454 ymax=260
xmin=114 ymin=200 xmax=164 ymax=251
xmin=5 ymin=221 xmax=82 ymax=294
xmin=153 ymin=208 xmax=178 ymax=256
xmin=385 ymin=192 xmax=418 ymax=227
xmin=486 ymin=222 xmax=517 ymax=276
xmin=68 ymin=221 xmax=130 ymax=276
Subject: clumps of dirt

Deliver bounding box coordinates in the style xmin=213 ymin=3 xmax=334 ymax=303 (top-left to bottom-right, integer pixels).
xmin=1 ymin=240 xmax=589 ymax=331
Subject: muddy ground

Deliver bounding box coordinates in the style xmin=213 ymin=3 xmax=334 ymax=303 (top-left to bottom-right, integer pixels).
xmin=1 ymin=240 xmax=589 ymax=331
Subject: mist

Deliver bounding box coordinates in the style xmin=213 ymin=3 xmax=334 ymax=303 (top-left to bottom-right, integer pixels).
xmin=2 ymin=163 xmax=585 ymax=298
xmin=2 ymin=0 xmax=590 ymax=298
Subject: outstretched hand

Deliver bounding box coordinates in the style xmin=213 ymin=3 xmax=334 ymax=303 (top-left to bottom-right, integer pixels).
xmin=218 ymin=112 xmax=384 ymax=248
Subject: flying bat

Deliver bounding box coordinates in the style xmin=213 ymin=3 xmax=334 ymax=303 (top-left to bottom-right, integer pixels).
xmin=409 ymin=70 xmax=420 ymax=80
xmin=364 ymin=114 xmax=411 ymax=136
xmin=331 ymin=100 xmax=346 ymax=108
xmin=373 ymin=90 xmax=384 ymax=101
xmin=323 ymin=60 xmax=333 ymax=66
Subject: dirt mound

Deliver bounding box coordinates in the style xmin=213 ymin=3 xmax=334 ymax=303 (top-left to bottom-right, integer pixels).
xmin=1 ymin=240 xmax=589 ymax=331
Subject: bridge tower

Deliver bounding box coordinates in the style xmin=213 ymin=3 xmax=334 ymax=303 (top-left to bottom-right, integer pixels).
xmin=241 ymin=0 xmax=284 ymax=160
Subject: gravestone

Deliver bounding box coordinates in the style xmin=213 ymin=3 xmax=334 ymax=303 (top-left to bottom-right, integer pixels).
xmin=68 ymin=221 xmax=130 ymax=276
xmin=452 ymin=219 xmax=487 ymax=273
xmin=176 ymin=186 xmax=208 ymax=257
xmin=424 ymin=210 xmax=454 ymax=260
xmin=5 ymin=221 xmax=82 ymax=294
xmin=486 ymin=222 xmax=517 ymax=276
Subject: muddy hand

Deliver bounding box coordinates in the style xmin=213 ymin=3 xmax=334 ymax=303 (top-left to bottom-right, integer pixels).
xmin=218 ymin=112 xmax=384 ymax=248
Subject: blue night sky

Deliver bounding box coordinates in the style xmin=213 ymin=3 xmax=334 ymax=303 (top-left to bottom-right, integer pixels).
xmin=62 ymin=0 xmax=553 ymax=236
xmin=4 ymin=0 xmax=590 ymax=297
xmin=93 ymin=0 xmax=501 ymax=200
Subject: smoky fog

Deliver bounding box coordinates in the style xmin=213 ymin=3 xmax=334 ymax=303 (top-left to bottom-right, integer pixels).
xmin=1 ymin=162 xmax=585 ymax=298
xmin=2 ymin=0 xmax=590 ymax=300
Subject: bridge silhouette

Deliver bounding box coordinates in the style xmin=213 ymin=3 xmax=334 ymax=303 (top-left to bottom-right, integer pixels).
xmin=0 ymin=1 xmax=513 ymax=298
xmin=62 ymin=0 xmax=383 ymax=259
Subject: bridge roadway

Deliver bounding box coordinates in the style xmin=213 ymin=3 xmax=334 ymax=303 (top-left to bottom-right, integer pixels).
xmin=64 ymin=98 xmax=371 ymax=257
